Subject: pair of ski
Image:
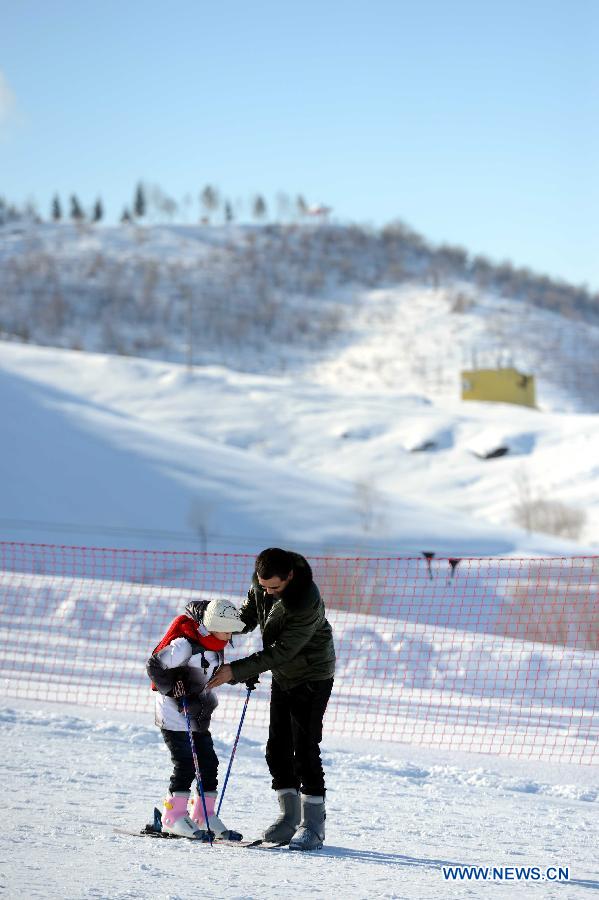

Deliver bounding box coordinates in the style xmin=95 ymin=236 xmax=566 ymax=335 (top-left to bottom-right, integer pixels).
xmin=114 ymin=826 xmax=288 ymax=850
xmin=113 ymin=808 xmax=288 ymax=849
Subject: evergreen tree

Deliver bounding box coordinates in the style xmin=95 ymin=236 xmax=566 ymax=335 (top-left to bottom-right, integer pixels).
xmin=253 ymin=194 xmax=267 ymax=220
xmin=224 ymin=200 xmax=234 ymax=223
xmin=120 ymin=207 xmax=132 ymax=223
xmin=51 ymin=195 xmax=62 ymax=221
xmin=134 ymin=182 xmax=146 ymax=218
xmin=200 ymin=184 xmax=219 ymax=220
xmin=92 ymin=198 xmax=104 ymax=223
xmin=70 ymin=195 xmax=84 ymax=222
xmin=296 ymin=194 xmax=308 ymax=217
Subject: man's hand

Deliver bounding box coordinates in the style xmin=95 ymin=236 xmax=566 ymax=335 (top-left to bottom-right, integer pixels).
xmin=206 ymin=663 xmax=233 ymax=689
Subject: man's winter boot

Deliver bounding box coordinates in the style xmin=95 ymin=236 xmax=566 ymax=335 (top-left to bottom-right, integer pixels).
xmin=262 ymin=789 xmax=301 ymax=842
xmin=289 ymin=794 xmax=325 ymax=851
xmin=161 ymin=792 xmax=206 ymax=839
xmin=190 ymin=790 xmax=243 ymax=841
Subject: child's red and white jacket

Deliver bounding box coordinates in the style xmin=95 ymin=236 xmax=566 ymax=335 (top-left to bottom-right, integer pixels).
xmin=146 ymin=601 xmax=227 ymax=732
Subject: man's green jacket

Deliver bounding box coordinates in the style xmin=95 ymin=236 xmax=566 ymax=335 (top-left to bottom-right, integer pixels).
xmin=229 ymin=553 xmax=335 ymax=690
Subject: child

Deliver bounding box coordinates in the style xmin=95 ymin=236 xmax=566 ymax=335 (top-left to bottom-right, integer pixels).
xmin=146 ymin=597 xmax=245 ymax=839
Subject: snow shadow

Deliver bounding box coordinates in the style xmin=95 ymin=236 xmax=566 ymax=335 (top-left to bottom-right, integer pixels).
xmin=308 ymin=847 xmax=599 ymax=890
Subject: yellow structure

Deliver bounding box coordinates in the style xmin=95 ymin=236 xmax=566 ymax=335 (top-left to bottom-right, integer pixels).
xmin=461 ymin=367 xmax=536 ymax=408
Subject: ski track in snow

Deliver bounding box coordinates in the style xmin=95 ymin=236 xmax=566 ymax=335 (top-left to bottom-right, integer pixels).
xmin=2 ymin=703 xmax=597 ymax=900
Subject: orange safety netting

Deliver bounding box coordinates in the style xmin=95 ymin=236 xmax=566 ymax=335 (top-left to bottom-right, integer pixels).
xmin=1 ymin=543 xmax=597 ymax=764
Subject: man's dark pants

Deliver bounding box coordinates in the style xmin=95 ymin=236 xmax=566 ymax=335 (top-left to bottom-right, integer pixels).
xmin=265 ymin=677 xmax=334 ymax=796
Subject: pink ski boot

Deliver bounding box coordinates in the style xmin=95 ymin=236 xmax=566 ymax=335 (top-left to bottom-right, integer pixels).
xmin=190 ymin=790 xmax=242 ymax=841
xmin=161 ymin=792 xmax=204 ymax=838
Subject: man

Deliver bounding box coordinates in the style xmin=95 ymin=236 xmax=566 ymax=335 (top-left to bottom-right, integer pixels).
xmin=207 ymin=547 xmax=335 ymax=851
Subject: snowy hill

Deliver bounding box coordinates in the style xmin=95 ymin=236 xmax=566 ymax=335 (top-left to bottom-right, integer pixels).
xmin=1 ymin=221 xmax=599 ymax=412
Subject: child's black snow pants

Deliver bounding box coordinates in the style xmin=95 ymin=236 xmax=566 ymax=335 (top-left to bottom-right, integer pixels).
xmin=161 ymin=729 xmax=219 ymax=793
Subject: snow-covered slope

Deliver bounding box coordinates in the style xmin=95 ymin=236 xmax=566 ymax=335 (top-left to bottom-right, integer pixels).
xmin=2 ymin=221 xmax=598 ymax=552
xmin=1 ymin=341 xmax=597 ymax=554
xmin=2 ymin=702 xmax=597 ymax=899
xmin=2 ymin=222 xmax=599 ymax=410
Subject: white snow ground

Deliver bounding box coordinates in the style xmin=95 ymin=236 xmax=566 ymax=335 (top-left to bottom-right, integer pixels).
xmin=1 ymin=563 xmax=598 ymax=898
xmin=2 ymin=700 xmax=598 ymax=900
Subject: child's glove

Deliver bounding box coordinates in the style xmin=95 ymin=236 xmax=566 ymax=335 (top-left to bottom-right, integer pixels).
xmin=183 ymin=694 xmax=218 ymax=732
xmin=171 ymin=679 xmax=186 ymax=699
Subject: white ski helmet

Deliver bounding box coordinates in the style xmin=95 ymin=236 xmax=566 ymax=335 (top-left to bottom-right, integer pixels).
xmin=203 ymin=598 xmax=245 ymax=633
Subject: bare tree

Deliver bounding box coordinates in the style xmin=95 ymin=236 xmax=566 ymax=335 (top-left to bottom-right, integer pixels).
xmin=276 ymin=191 xmax=291 ymax=221
xmin=187 ymin=498 xmax=213 ymax=552
xmin=353 ymin=479 xmax=388 ymax=534
xmin=513 ymin=468 xmax=587 ymax=539
xmin=161 ymin=195 xmax=178 ymax=221
xmin=149 ymin=185 xmax=178 ymax=222
xmin=181 ymin=192 xmax=194 ymax=222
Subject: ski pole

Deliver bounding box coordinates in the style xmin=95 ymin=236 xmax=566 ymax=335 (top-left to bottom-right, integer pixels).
xmin=181 ymin=695 xmax=213 ymax=847
xmin=216 ymin=678 xmax=257 ymax=817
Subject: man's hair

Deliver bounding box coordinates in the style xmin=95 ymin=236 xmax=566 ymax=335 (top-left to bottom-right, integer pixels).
xmin=255 ymin=548 xmax=294 ymax=580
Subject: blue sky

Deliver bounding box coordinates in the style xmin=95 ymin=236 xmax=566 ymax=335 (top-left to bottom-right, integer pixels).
xmin=1 ymin=0 xmax=598 ymax=288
